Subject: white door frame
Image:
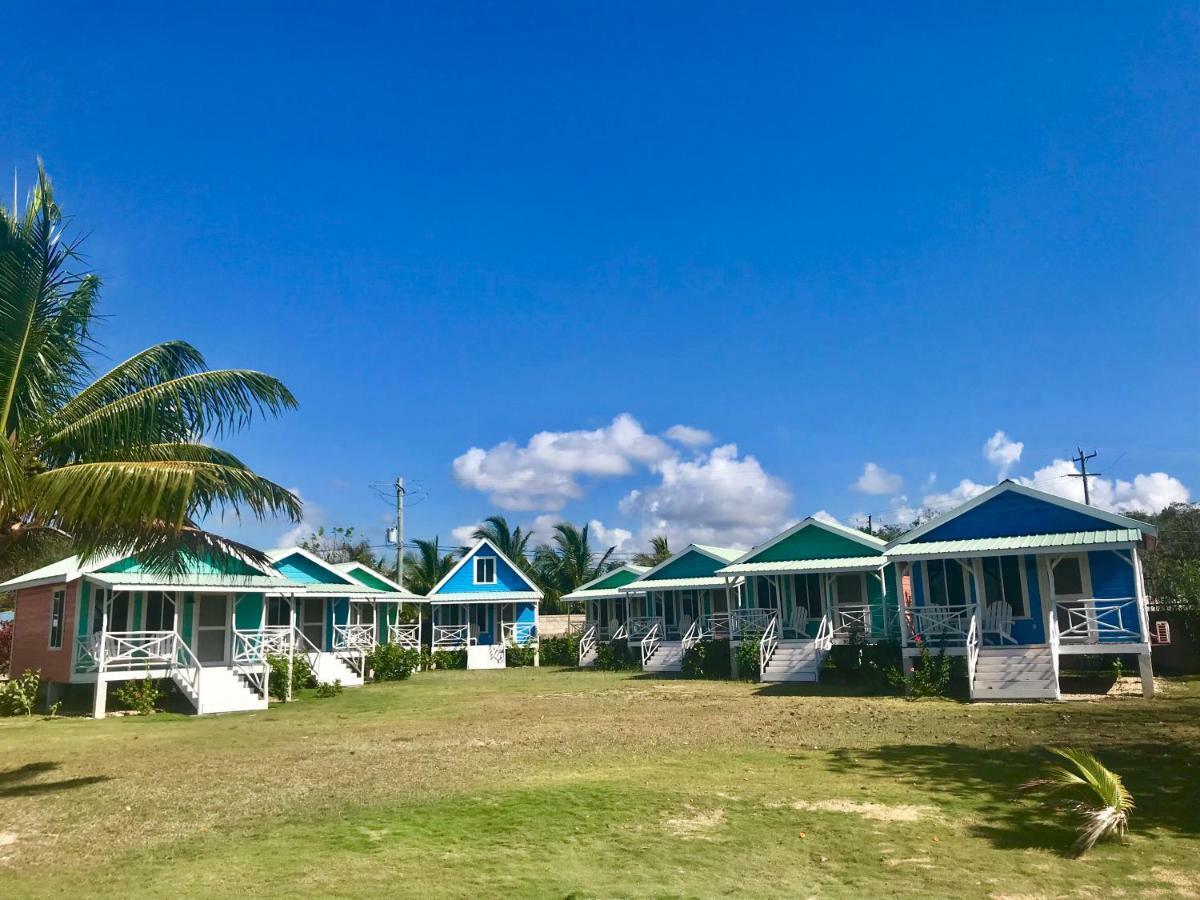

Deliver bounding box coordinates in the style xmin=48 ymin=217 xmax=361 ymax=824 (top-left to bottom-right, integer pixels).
xmin=193 ymin=593 xmax=232 ymax=666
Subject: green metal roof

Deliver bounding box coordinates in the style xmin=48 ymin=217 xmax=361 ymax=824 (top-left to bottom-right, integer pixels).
xmin=719 ymin=556 xmax=887 ymax=576
xmin=562 ymin=586 xmax=646 ymax=602
xmin=691 ymin=544 xmax=745 ymax=563
xmin=885 ymin=528 xmax=1144 ymax=560
xmin=619 ymin=575 xmax=734 ymax=591
xmin=87 ymin=572 xmax=287 ymax=591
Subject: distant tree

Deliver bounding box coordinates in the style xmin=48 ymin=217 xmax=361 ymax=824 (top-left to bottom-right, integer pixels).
xmin=402 ymin=537 xmax=458 ymax=596
xmin=866 ymin=523 xmax=909 ymax=543
xmin=632 ymin=535 xmax=671 ymax=568
xmin=1127 ymin=503 xmax=1200 ymax=640
xmin=298 ymin=526 xmax=387 ymax=572
xmin=472 ymin=515 xmax=534 ymax=572
xmin=534 ymin=522 xmax=616 ymax=608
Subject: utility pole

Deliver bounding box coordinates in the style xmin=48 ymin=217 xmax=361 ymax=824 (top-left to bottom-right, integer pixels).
xmin=867 ymin=514 xmax=873 ymax=535
xmin=395 ymin=477 xmax=405 ymax=586
xmin=1067 ymin=448 xmax=1100 ymax=505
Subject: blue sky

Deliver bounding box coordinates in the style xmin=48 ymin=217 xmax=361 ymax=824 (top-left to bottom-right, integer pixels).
xmin=4 ymin=3 xmax=1197 ymax=558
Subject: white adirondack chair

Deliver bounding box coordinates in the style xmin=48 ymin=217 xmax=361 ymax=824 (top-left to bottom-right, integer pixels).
xmin=982 ymin=601 xmax=1016 ymax=644
xmin=792 ymin=609 xmax=809 ymax=639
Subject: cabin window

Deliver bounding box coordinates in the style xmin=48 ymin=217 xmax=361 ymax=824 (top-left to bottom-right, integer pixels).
xmin=1052 ymin=557 xmax=1085 ymax=597
xmin=981 ymin=556 xmax=1027 ymax=617
xmin=48 ymin=590 xmax=66 ymax=649
xmin=926 ymin=559 xmax=968 ymax=606
xmin=834 ymin=573 xmax=865 ymax=607
xmin=474 ymin=556 xmax=496 ymax=585
xmin=267 ymin=597 xmax=291 ymax=627
xmin=145 ymin=591 xmax=176 ymax=631
xmin=91 ymin=589 xmax=130 ymax=632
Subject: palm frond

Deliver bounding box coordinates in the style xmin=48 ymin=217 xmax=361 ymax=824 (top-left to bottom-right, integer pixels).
xmin=40 ymin=367 xmax=298 ymax=461
xmin=1019 ymin=747 xmax=1134 ymax=856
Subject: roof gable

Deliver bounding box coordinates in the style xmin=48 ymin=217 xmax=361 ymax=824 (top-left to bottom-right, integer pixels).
xmin=735 ymin=518 xmax=883 ymax=566
xmin=642 ymin=545 xmax=739 ymax=581
xmin=339 ymin=565 xmax=393 ymax=591
xmin=576 ymin=565 xmax=647 ymax=592
xmin=428 ymin=538 xmax=541 ymax=597
xmin=268 ymin=548 xmax=356 ymax=585
xmin=99 ymin=550 xmax=263 ymax=577
xmin=894 ymin=482 xmax=1157 ymax=545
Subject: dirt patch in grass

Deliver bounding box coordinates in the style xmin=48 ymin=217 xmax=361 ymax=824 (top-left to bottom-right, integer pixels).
xmin=790 ymin=798 xmax=934 ymax=822
xmin=664 ymin=806 xmax=727 ymax=838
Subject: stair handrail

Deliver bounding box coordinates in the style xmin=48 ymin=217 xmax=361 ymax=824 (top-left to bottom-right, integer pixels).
xmin=231 ymin=629 xmax=270 ymax=700
xmin=291 ymin=626 xmax=323 ymax=658
xmin=759 ymin=615 xmax=779 ymax=680
xmin=966 ymin=612 xmax=980 ymax=699
xmin=579 ymin=624 xmax=598 ymax=666
xmin=611 ymin=621 xmax=628 ymax=641
xmin=640 ymin=622 xmax=661 ymax=668
xmin=681 ymin=618 xmax=701 ymax=651
xmin=171 ymin=633 xmax=203 ymax=704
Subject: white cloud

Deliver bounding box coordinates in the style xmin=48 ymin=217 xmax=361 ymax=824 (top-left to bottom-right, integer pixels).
xmin=450 ymin=523 xmax=480 ymax=548
xmin=1019 ymin=460 xmax=1189 ymax=514
xmin=587 ymin=518 xmax=633 ymax=554
xmin=619 ymin=443 xmax=793 ymax=549
xmin=452 ymin=413 xmax=674 ymax=511
xmin=921 ymin=479 xmax=991 ymax=515
xmin=984 ymin=430 xmax=1024 ymax=477
xmin=853 ymin=462 xmax=903 ymax=495
xmin=811 ymin=509 xmax=841 ymax=526
xmin=276 ymin=488 xmax=322 ymax=548
xmin=664 ymin=424 xmax=715 ymax=447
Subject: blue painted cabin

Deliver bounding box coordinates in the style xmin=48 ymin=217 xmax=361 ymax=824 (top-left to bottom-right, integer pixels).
xmin=426 ymin=539 xmax=543 ymax=669
xmin=886 ymin=481 xmax=1157 ymax=701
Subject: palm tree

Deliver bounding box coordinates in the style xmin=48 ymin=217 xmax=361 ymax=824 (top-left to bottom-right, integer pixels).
xmin=0 ymin=165 xmax=300 ymax=572
xmin=632 ymin=535 xmax=671 ymax=568
xmin=535 ymin=522 xmax=615 ymax=599
xmin=402 ymin=537 xmax=458 ymax=595
xmin=472 ymin=515 xmax=533 ymax=571
xmin=1019 ymin=748 xmax=1135 ymax=856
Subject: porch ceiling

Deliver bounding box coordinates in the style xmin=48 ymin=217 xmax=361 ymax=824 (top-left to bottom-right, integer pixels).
xmin=884 ymin=528 xmax=1143 ymax=560
xmin=718 ymin=557 xmax=886 ymax=576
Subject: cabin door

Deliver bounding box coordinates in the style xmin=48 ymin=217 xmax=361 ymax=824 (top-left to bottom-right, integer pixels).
xmin=301 ymin=598 xmax=325 ymax=650
xmin=1050 ymin=555 xmax=1094 ymax=639
xmin=194 ymin=595 xmax=230 ymax=665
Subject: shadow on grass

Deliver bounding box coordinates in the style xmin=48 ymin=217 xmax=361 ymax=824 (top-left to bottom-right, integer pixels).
xmin=824 ymin=740 xmax=1200 ymax=853
xmin=0 ymin=761 xmax=110 ymax=798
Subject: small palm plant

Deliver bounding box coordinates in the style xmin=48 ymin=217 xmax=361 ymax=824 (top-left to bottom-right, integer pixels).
xmin=1019 ymin=748 xmax=1134 ymax=856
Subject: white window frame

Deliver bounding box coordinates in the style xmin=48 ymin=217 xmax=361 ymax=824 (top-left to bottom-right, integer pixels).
xmin=831 ymin=572 xmax=867 ymax=609
xmin=473 ymin=556 xmax=497 ymax=585
xmin=980 ymin=555 xmax=1030 ymax=619
xmin=48 ymin=589 xmax=66 ymax=650
xmin=922 ymin=559 xmax=971 ymax=606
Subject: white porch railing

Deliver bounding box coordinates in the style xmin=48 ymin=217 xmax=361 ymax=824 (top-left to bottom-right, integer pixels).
xmin=700 ymin=612 xmax=731 ymax=639
xmin=1054 ymin=598 xmax=1141 ymax=644
xmin=388 ymin=622 xmax=421 ymax=649
xmin=832 ymin=604 xmax=872 ymax=642
xmin=681 ymin=619 xmax=701 ymax=651
xmin=99 ymin=630 xmax=179 ymax=670
xmin=640 ymin=622 xmax=662 ymax=667
xmin=814 ymin=612 xmax=834 ymax=652
xmin=758 ymin=615 xmax=779 ymax=679
xmin=502 ymin=621 xmax=537 ymax=646
xmin=730 ymin=607 xmax=774 ymax=637
xmin=626 ymin=615 xmax=664 ymax=639
xmin=579 ymin=624 xmax=598 ymax=665
xmin=333 ymin=622 xmax=377 ymax=650
xmin=231 ymin=627 xmax=285 ymax=699
xmin=907 ymin=604 xmax=973 ymax=646
xmin=432 ymin=623 xmax=469 ymax=649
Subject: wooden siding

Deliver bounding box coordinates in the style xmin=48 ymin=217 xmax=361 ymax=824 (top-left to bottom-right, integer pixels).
xmin=915 ymin=490 xmax=1124 ymax=542
xmin=437 ymin=545 xmax=533 ymax=595
xmin=749 ymin=525 xmax=879 ymax=562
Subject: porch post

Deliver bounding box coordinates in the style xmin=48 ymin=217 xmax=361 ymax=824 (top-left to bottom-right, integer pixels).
xmin=92 ymin=592 xmax=110 ymax=719
xmin=879 ymin=565 xmax=889 ymax=640
xmin=896 ymin=562 xmax=915 ymax=676
xmin=533 ymin=602 xmax=540 ymax=667
xmin=287 ymin=594 xmax=297 ymax=702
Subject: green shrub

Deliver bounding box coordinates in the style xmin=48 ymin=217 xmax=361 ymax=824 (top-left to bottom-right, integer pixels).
xmin=735 ymin=630 xmax=762 ymax=680
xmin=366 ymin=644 xmax=418 ymax=681
xmin=594 ymin=638 xmax=639 ymax=671
xmin=113 ymin=676 xmax=161 ymax=715
xmin=431 ymin=649 xmax=467 ymax=670
xmin=824 ymin=637 xmax=901 ymax=691
xmin=681 ymin=639 xmax=731 ymax=679
xmin=315 ymin=680 xmax=343 ymax=698
xmin=539 ymin=633 xmax=580 ymax=666
xmin=506 ymin=645 xmax=537 ymax=667
xmin=0 ymin=668 xmax=41 ymax=716
xmin=267 ymin=652 xmax=315 ymax=700
xmin=886 ymin=640 xmax=954 ymax=698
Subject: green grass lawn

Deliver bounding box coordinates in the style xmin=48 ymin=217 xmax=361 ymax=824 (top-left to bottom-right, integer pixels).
xmin=1 ymin=670 xmax=1198 ymax=898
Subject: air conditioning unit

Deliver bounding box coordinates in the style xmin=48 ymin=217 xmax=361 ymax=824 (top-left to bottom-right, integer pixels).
xmin=1151 ymin=620 xmax=1171 ymax=645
